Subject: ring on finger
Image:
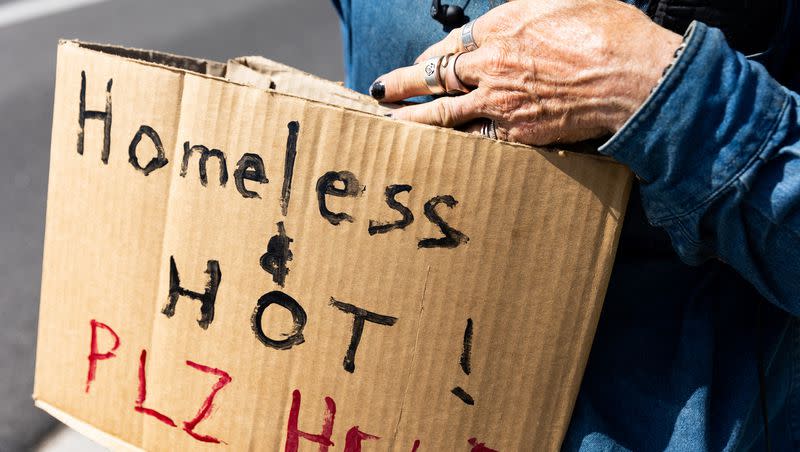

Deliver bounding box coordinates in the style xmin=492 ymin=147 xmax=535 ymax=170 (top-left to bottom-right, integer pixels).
xmin=480 ymin=119 xmax=498 ymax=140
xmin=422 ymin=55 xmax=446 ymax=95
xmin=440 ymin=52 xmax=470 ymax=94
xmin=461 ymin=20 xmax=478 ymax=52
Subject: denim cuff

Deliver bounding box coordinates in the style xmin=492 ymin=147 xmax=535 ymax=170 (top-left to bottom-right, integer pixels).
xmin=599 ymin=21 xmax=789 ymax=225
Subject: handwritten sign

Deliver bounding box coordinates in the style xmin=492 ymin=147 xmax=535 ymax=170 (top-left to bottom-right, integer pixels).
xmin=34 ymin=41 xmax=631 ymax=451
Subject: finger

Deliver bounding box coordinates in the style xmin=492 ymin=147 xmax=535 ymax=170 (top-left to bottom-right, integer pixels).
xmin=370 ymin=61 xmax=434 ymax=102
xmin=390 ymin=91 xmax=484 ymax=127
xmin=414 ymin=28 xmax=462 ymax=64
xmin=448 ymin=50 xmax=484 ymax=87
xmin=372 ymin=51 xmax=484 ymax=102
xmin=415 ymin=17 xmax=489 ymax=63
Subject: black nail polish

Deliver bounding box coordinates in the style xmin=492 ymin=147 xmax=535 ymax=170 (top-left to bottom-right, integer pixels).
xmin=370 ymin=81 xmax=385 ymax=100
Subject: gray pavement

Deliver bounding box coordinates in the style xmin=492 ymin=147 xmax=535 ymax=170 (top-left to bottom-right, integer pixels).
xmin=0 ymin=1 xmax=343 ymax=449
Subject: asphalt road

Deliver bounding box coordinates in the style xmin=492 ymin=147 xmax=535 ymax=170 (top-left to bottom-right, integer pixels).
xmin=0 ymin=0 xmax=343 ymax=449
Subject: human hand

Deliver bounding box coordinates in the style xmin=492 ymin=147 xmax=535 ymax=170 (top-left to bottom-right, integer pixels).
xmin=370 ymin=0 xmax=682 ymax=145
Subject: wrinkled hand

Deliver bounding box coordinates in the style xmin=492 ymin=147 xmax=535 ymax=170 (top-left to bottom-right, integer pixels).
xmin=371 ymin=0 xmax=682 ymax=145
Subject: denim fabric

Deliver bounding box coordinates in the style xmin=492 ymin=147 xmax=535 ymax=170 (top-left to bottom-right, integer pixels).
xmin=331 ymin=1 xmax=800 ymax=450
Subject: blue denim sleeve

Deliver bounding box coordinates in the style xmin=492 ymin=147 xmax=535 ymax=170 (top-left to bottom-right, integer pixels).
xmin=599 ymin=21 xmax=800 ymax=314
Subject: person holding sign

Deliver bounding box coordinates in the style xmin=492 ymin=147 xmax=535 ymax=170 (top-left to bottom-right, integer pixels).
xmin=331 ymin=0 xmax=800 ymax=450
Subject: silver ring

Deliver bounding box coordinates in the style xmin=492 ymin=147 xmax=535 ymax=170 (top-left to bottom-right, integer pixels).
xmin=443 ymin=52 xmax=470 ymax=94
xmin=461 ymin=20 xmax=478 ymax=52
xmin=480 ymin=119 xmax=498 ymax=139
xmin=422 ymin=56 xmax=446 ymax=95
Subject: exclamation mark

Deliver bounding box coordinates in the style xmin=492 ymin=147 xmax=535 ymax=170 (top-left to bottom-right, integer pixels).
xmin=261 ymin=121 xmax=299 ymax=288
xmin=451 ymin=318 xmax=474 ymax=405
xmin=280 ymin=121 xmax=299 ymax=217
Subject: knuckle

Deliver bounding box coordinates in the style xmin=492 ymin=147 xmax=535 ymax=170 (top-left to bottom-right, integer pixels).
xmin=450 ymin=100 xmax=470 ymax=123
xmin=436 ymin=99 xmax=468 ymax=127
xmin=499 ymin=94 xmax=517 ymax=115
xmin=472 ymin=92 xmax=489 ymax=114
xmin=486 ymin=92 xmax=519 ymax=121
xmin=509 ymin=101 xmax=540 ymax=124
xmin=434 ymin=101 xmax=454 ymax=126
xmin=485 ymin=43 xmax=514 ymax=74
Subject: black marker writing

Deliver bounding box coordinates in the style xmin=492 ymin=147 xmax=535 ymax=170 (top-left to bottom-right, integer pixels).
xmin=418 ymin=195 xmax=469 ymax=249
xmin=260 ymin=221 xmax=293 ymax=287
xmin=234 ymin=153 xmax=268 ymax=199
xmin=451 ymin=387 xmax=475 ymax=406
xmin=460 ymin=318 xmax=472 ymax=375
xmin=281 ymin=121 xmax=299 ymax=216
xmin=181 ymin=142 xmax=228 ymax=187
xmin=78 ymin=71 xmax=112 ymax=163
xmin=128 ymin=125 xmax=168 ymax=176
xmin=330 ymin=298 xmax=397 ymax=373
xmin=452 ymin=318 xmax=475 ymax=405
xmin=316 ymin=171 xmax=364 ymax=225
xmin=251 ymin=291 xmax=307 ymax=350
xmin=368 ymin=184 xmax=414 ymax=235
xmin=162 ymin=256 xmax=221 ymax=330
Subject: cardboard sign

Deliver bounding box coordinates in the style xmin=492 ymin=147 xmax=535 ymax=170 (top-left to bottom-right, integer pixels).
xmin=34 ymin=41 xmax=632 ymax=451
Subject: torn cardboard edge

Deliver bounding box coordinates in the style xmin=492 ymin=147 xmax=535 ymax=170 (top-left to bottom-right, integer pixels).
xmin=226 ymin=57 xmax=392 ymax=115
xmin=60 ymin=39 xmax=606 ymax=157
xmin=36 ymin=400 xmax=144 ymax=452
xmin=62 ymin=39 xmax=389 ymax=116
xmin=74 ymin=41 xmax=227 ymax=77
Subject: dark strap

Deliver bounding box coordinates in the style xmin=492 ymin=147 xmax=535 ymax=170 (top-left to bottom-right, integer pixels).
xmin=646 ymin=0 xmax=786 ymax=56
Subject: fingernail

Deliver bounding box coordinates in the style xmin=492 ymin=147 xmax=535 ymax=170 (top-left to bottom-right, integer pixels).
xmin=370 ymin=80 xmax=385 ymax=100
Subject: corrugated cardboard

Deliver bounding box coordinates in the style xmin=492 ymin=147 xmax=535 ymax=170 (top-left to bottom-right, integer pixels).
xmin=34 ymin=40 xmax=632 ymax=451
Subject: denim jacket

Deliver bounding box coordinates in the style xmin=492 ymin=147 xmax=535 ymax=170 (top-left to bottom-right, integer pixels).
xmin=332 ymin=0 xmax=800 ymax=450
